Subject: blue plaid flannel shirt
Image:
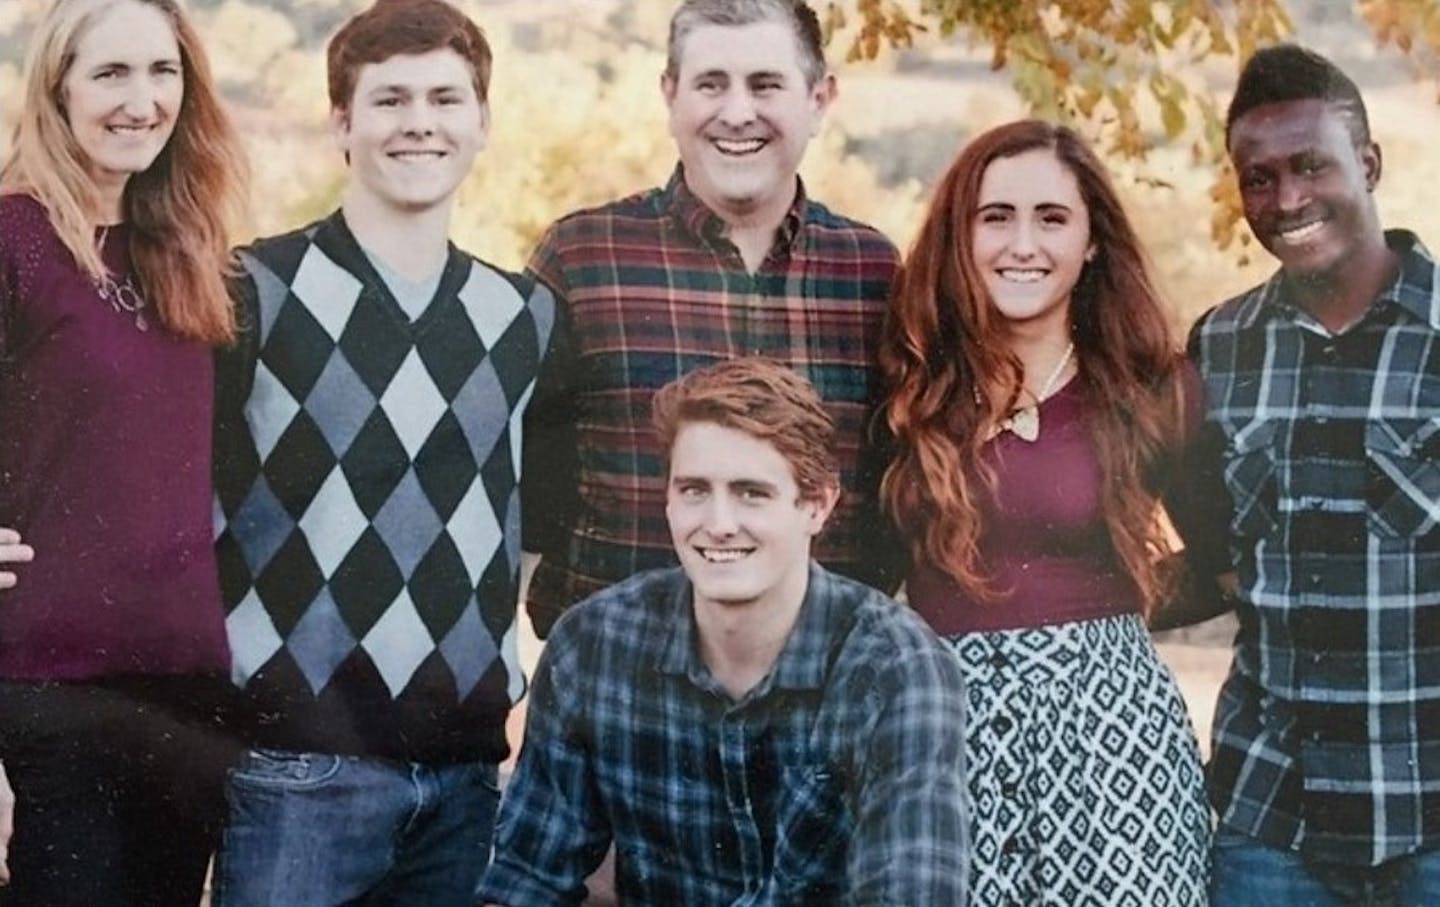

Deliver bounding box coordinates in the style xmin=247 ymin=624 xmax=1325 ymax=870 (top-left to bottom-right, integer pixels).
xmin=478 ymin=564 xmax=968 ymax=905
xmin=1184 ymin=230 xmax=1440 ymax=866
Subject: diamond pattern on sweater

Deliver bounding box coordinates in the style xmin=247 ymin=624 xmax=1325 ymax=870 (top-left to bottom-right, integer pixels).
xmin=248 ymin=362 xmax=300 ymax=461
xmin=263 ymin=295 xmax=335 ymax=400
xmin=459 ymin=264 xmax=524 ymax=348
xmin=454 ymin=358 xmax=508 ymax=465
xmin=372 ymin=469 xmax=444 ymax=579
xmin=449 ymin=476 xmax=502 ymax=586
xmin=381 ymin=349 xmax=448 ymax=458
xmin=215 ymin=213 xmax=557 ymax=761
xmin=291 ymin=245 xmax=361 ymax=341
xmin=231 ymin=477 xmax=291 ymax=576
xmin=439 ymin=601 xmax=495 ymax=699
xmin=362 ymin=588 xmax=432 ymax=696
xmin=228 ymin=590 xmax=283 ymax=686
xmin=307 ymin=353 xmax=374 ymax=456
xmin=287 ymin=588 xmax=355 ymax=694
xmin=298 ymin=467 xmax=367 ymax=576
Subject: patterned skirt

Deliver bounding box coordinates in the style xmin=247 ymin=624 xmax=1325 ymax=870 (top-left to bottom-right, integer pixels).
xmin=945 ymin=613 xmax=1210 ymax=906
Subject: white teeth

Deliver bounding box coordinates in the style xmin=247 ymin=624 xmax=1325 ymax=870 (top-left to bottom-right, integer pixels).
xmin=699 ymin=548 xmax=751 ymax=563
xmin=1277 ymin=221 xmax=1325 ymax=244
xmin=998 ymin=269 xmax=1046 ymax=283
xmin=389 ymin=151 xmax=445 ymax=160
xmin=714 ymin=138 xmax=765 ymax=156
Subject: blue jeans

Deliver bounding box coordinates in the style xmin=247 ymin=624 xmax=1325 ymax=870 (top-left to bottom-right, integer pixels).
xmin=1212 ymin=830 xmax=1440 ymax=906
xmin=212 ymin=749 xmax=500 ymax=906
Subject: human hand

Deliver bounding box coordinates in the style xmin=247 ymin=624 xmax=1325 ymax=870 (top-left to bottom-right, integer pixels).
xmin=0 ymin=760 xmax=14 ymax=884
xmin=0 ymin=527 xmax=34 ymax=590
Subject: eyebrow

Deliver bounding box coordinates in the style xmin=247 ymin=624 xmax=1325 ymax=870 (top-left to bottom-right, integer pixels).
xmin=367 ymin=83 xmax=467 ymax=95
xmin=88 ymin=56 xmax=181 ymax=72
xmin=975 ymin=201 xmax=1074 ymax=213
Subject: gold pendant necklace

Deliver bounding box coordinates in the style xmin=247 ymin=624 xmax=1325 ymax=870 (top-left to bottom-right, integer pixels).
xmin=986 ymin=341 xmax=1074 ymax=443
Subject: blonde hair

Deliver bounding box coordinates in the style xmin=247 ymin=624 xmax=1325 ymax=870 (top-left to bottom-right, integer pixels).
xmin=1 ymin=0 xmax=249 ymax=344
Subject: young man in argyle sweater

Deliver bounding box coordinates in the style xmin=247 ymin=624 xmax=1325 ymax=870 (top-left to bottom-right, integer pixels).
xmin=520 ymin=0 xmax=902 ymax=637
xmin=1168 ymin=45 xmax=1440 ymax=904
xmin=481 ymin=359 xmax=968 ymax=905
xmin=210 ymin=2 xmax=556 ymax=902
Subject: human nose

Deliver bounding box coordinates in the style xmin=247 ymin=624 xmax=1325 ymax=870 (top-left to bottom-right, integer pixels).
xmin=1008 ymin=218 xmax=1039 ymax=258
xmin=399 ymin=102 xmax=437 ymax=136
xmin=701 ymin=494 xmax=740 ymax=535
xmin=717 ymin=88 xmax=756 ymax=127
xmin=120 ymin=78 xmax=161 ymax=117
xmin=1275 ymin=171 xmax=1308 ymax=214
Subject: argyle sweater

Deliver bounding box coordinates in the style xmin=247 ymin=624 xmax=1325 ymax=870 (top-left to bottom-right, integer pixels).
xmin=213 ymin=211 xmax=556 ymax=764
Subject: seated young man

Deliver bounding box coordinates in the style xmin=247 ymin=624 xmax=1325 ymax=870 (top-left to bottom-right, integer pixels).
xmin=480 ymin=358 xmax=968 ymax=906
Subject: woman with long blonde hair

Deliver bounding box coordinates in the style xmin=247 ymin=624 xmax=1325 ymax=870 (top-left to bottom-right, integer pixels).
xmin=881 ymin=119 xmax=1209 ymax=904
xmin=0 ymin=0 xmax=247 ymax=902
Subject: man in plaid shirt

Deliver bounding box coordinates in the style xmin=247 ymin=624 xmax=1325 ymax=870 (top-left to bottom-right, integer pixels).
xmin=520 ymin=0 xmax=900 ymax=635
xmin=480 ymin=359 xmax=967 ymax=906
xmin=1181 ymin=45 xmax=1440 ymax=903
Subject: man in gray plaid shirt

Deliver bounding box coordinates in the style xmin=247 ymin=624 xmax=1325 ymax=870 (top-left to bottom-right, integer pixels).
xmin=480 ymin=358 xmax=967 ymax=906
xmin=1180 ymin=44 xmax=1440 ymax=905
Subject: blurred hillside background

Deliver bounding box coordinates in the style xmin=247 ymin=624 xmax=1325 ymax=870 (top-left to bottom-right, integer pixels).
xmin=4 ymin=0 xmax=1439 ymax=333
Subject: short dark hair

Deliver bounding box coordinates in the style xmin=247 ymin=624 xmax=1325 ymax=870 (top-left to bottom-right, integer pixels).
xmin=327 ymin=0 xmax=492 ymax=112
xmin=1226 ymin=44 xmax=1369 ymax=147
xmin=652 ymin=358 xmax=838 ymax=502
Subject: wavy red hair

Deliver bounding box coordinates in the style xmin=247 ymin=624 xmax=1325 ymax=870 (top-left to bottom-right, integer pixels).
xmin=880 ymin=119 xmax=1185 ymax=612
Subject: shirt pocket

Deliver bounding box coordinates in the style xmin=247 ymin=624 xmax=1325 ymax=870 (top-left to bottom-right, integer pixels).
xmin=1365 ymin=417 xmax=1440 ymax=538
xmin=1222 ymin=419 xmax=1280 ymax=540
xmin=770 ymin=764 xmax=852 ymax=899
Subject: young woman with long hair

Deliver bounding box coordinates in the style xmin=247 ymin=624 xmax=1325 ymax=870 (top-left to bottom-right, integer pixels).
xmin=881 ymin=119 xmax=1209 ymax=904
xmin=0 ymin=0 xmax=247 ymax=902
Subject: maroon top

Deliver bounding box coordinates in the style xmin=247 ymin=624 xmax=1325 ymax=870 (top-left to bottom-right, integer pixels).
xmin=0 ymin=193 xmax=228 ymax=680
xmin=907 ymin=377 xmax=1141 ymax=636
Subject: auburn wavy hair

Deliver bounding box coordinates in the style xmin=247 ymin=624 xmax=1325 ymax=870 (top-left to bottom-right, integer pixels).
xmin=1 ymin=0 xmax=248 ymax=345
xmin=880 ymin=119 xmax=1186 ymax=613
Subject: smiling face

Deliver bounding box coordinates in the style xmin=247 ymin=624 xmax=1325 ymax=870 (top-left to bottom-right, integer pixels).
xmin=662 ymin=19 xmax=833 ymax=224
xmin=333 ymin=48 xmax=487 ymax=215
xmin=1229 ymin=97 xmax=1382 ymax=283
xmin=61 ymin=0 xmax=183 ymax=207
xmin=971 ymin=148 xmax=1093 ymax=336
xmin=666 ymin=421 xmax=835 ymax=617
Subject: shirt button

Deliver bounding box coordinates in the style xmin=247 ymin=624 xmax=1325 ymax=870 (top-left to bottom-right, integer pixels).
xmin=989 ymin=652 xmax=1009 ymax=669
xmin=1308 ymin=573 xmax=1323 ymax=589
xmin=1304 ymin=497 xmax=1325 ymax=511
xmin=992 ymin=715 xmax=1013 ymax=734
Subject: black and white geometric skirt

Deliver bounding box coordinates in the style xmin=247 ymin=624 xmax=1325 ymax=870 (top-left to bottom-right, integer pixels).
xmin=946 ymin=613 xmax=1211 ymax=906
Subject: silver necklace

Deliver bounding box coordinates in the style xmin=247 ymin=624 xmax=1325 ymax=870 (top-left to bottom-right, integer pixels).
xmin=987 ymin=341 xmax=1075 ymax=443
xmin=95 ymin=226 xmax=148 ymax=332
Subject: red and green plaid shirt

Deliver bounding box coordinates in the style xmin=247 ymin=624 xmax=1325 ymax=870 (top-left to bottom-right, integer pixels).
xmin=521 ymin=168 xmax=900 ymax=634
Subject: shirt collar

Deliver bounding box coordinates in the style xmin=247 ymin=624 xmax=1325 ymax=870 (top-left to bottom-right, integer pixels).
xmin=662 ymin=164 xmax=807 ymax=253
xmin=1240 ymin=229 xmax=1440 ymax=331
xmin=654 ymin=562 xmax=836 ymax=694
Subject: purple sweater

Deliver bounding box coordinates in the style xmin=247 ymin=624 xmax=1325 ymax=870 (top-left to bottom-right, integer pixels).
xmin=0 ymin=193 xmax=228 ymax=680
xmin=907 ymin=378 xmax=1140 ymax=636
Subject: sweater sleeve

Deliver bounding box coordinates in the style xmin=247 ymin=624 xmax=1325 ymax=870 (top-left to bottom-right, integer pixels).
xmin=212 ymin=262 xmax=262 ymax=522
xmin=520 ymin=225 xmax=582 ymax=637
